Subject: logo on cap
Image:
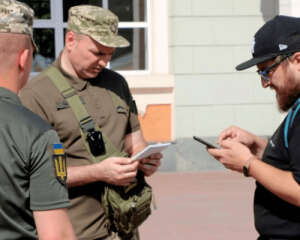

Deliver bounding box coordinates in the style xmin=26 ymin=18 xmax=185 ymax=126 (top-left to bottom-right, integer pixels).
xmin=251 ymin=38 xmax=256 ymax=54
xmin=279 ymin=44 xmax=288 ymax=51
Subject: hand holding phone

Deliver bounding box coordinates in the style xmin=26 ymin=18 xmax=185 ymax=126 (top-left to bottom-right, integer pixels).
xmin=193 ymin=136 xmax=219 ymax=149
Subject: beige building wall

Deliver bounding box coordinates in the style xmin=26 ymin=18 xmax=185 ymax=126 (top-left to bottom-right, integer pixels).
xmin=170 ymin=0 xmax=285 ymax=139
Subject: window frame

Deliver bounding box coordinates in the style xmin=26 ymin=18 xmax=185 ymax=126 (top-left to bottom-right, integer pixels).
xmin=32 ymin=0 xmax=151 ymax=74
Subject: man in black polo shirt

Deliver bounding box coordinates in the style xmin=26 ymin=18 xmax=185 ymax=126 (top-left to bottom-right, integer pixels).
xmin=208 ymin=15 xmax=300 ymax=239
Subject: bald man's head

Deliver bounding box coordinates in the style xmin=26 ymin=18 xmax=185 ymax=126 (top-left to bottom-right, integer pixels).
xmin=0 ymin=33 xmax=32 ymax=70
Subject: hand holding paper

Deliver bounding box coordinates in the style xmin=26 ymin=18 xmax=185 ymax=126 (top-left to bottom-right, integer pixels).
xmin=132 ymin=142 xmax=170 ymax=176
xmin=131 ymin=142 xmax=171 ymax=161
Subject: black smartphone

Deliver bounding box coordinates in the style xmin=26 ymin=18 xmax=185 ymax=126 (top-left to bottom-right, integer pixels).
xmin=193 ymin=136 xmax=218 ymax=149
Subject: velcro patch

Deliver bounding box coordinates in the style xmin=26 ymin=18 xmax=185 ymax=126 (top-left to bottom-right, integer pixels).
xmin=52 ymin=143 xmax=67 ymax=185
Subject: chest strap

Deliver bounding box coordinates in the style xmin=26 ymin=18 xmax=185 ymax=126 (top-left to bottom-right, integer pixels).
xmin=44 ymin=65 xmax=126 ymax=162
xmin=284 ymin=98 xmax=300 ymax=148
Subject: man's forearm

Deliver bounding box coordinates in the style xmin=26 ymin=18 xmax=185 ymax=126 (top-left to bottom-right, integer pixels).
xmin=67 ymin=164 xmax=102 ymax=188
xmin=249 ymin=158 xmax=300 ymax=207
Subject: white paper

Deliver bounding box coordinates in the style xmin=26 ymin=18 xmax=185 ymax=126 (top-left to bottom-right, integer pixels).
xmin=131 ymin=142 xmax=171 ymax=161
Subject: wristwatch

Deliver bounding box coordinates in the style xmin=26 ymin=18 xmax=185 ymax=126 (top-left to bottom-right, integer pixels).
xmin=243 ymin=156 xmax=255 ymax=177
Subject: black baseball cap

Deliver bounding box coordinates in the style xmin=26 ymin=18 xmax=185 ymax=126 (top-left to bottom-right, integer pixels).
xmin=236 ymin=15 xmax=300 ymax=71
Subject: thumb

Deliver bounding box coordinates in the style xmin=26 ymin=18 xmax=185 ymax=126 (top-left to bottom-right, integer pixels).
xmin=219 ymin=139 xmax=235 ymax=149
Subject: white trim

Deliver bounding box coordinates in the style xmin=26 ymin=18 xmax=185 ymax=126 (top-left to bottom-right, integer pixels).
xmin=149 ymin=0 xmax=169 ymax=74
xmin=54 ymin=0 xmax=64 ymax=58
xmin=146 ymin=0 xmax=152 ymax=72
xmin=125 ymin=74 xmax=174 ymax=88
xmin=118 ymin=22 xmax=148 ymax=28
xmin=102 ymin=0 xmax=108 ymax=9
xmin=118 ymin=70 xmax=150 ymax=75
xmin=33 ymin=20 xmax=55 ymax=28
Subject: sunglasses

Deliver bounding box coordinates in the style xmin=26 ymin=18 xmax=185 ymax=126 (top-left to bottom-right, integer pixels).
xmin=256 ymin=53 xmax=293 ymax=82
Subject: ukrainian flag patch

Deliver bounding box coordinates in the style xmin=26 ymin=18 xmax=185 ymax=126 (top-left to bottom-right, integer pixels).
xmin=53 ymin=143 xmax=67 ymax=185
xmin=53 ymin=143 xmax=64 ymax=154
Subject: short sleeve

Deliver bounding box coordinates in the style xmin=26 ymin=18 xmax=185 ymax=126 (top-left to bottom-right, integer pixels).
xmin=122 ymin=80 xmax=140 ymax=134
xmin=19 ymin=84 xmax=51 ymax=123
xmin=127 ymin=96 xmax=140 ymax=134
xmin=29 ymin=129 xmax=70 ymax=210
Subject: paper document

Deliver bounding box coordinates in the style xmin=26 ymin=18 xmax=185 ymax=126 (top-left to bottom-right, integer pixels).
xmin=131 ymin=142 xmax=171 ymax=161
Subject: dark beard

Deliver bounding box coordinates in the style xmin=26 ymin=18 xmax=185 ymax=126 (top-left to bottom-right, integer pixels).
xmin=277 ymin=92 xmax=300 ymax=112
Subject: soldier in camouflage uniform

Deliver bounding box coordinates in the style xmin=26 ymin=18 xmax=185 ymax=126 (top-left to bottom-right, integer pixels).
xmin=0 ymin=0 xmax=76 ymax=239
xmin=20 ymin=5 xmax=162 ymax=240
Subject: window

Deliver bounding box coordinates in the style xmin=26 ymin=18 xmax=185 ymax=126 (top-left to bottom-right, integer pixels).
xmin=19 ymin=0 xmax=149 ymax=73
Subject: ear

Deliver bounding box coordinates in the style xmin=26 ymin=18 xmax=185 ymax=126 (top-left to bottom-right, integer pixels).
xmin=291 ymin=52 xmax=300 ymax=66
xmin=18 ymin=49 xmax=29 ymax=71
xmin=65 ymin=31 xmax=77 ymax=51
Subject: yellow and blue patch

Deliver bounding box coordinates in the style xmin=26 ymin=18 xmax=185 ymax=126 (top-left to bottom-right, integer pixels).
xmin=53 ymin=143 xmax=64 ymax=155
xmin=52 ymin=143 xmax=67 ymax=185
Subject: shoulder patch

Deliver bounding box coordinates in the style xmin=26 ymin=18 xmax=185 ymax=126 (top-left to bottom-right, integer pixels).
xmin=52 ymin=143 xmax=67 ymax=185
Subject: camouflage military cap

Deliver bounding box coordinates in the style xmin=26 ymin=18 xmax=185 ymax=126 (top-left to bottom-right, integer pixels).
xmin=0 ymin=0 xmax=37 ymax=49
xmin=68 ymin=5 xmax=130 ymax=48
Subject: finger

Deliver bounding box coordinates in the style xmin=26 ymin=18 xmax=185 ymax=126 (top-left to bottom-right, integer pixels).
xmin=119 ymin=171 xmax=138 ymax=182
xmin=139 ymin=165 xmax=156 ymax=177
xmin=116 ymin=157 xmax=135 ymax=165
xmin=141 ymin=163 xmax=158 ymax=172
xmin=119 ymin=158 xmax=139 ymax=168
xmin=144 ymin=159 xmax=161 ymax=167
xmin=207 ymin=148 xmax=224 ymax=158
xmin=121 ymin=163 xmax=139 ymax=173
xmin=219 ymin=139 xmax=236 ymax=149
xmin=218 ymin=127 xmax=238 ymax=143
xmin=139 ymin=158 xmax=147 ymax=164
xmin=218 ymin=129 xmax=232 ymax=142
xmin=149 ymin=152 xmax=162 ymax=159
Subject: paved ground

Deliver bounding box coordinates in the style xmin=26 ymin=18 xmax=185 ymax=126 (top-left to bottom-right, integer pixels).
xmin=139 ymin=171 xmax=258 ymax=240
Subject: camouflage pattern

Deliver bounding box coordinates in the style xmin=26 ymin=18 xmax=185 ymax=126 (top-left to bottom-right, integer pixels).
xmin=68 ymin=5 xmax=130 ymax=48
xmin=0 ymin=0 xmax=37 ymax=49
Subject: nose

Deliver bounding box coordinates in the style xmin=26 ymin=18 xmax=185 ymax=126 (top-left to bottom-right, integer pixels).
xmin=98 ymin=54 xmax=112 ymax=68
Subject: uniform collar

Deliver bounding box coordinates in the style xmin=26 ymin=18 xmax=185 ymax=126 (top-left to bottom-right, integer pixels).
xmin=52 ymin=52 xmax=88 ymax=91
xmin=0 ymin=87 xmax=22 ymax=105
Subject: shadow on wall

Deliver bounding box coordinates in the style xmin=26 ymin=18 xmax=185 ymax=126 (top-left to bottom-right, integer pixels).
xmin=261 ymin=0 xmax=279 ymax=22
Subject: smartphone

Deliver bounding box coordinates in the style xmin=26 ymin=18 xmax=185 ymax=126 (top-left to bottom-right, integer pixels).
xmin=193 ymin=136 xmax=218 ymax=149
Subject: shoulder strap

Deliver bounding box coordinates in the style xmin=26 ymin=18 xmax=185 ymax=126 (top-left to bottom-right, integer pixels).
xmin=44 ymin=66 xmax=126 ymax=162
xmin=45 ymin=66 xmax=94 ymax=132
xmin=284 ymin=98 xmax=300 ymax=148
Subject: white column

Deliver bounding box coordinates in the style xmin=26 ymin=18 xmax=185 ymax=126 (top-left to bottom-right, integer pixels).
xmin=150 ymin=0 xmax=169 ymax=73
